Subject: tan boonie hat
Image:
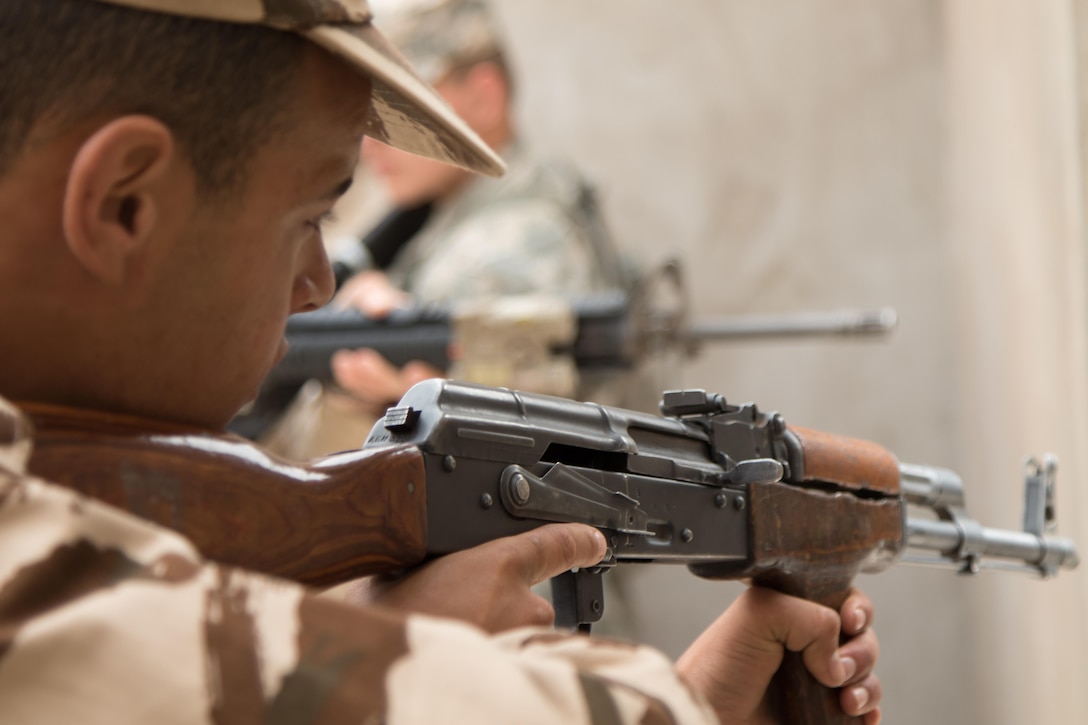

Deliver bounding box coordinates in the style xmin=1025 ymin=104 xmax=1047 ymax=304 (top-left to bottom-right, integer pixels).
xmin=92 ymin=0 xmax=504 ymax=177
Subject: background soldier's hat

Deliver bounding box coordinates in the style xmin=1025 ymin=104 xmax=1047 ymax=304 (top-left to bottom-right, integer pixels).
xmin=369 ymin=0 xmax=505 ymax=83
xmin=92 ymin=0 xmax=505 ymax=177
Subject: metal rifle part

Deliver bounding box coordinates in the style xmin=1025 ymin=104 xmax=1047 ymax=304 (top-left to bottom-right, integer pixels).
xmin=363 ymin=380 xmax=1079 ymax=630
xmin=900 ymin=457 xmax=1078 ymax=576
xmin=683 ymin=306 xmax=898 ymax=345
xmin=631 ymin=258 xmax=897 ymax=358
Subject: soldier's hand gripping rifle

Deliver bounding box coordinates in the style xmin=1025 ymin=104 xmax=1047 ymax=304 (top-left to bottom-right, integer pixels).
xmin=24 ymin=379 xmax=1078 ymax=725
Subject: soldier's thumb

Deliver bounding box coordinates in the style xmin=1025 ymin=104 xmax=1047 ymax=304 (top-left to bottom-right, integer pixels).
xmin=511 ymin=523 xmax=608 ymax=585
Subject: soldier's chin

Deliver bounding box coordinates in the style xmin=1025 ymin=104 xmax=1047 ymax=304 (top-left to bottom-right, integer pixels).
xmin=274 ymin=338 xmax=289 ymax=366
xmin=234 ymin=339 xmax=289 ymax=414
xmin=256 ymin=339 xmax=289 ymax=386
xmin=231 ymin=385 xmax=265 ymax=426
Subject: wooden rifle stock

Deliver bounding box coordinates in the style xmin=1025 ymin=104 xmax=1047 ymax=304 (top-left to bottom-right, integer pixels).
xmin=21 ymin=403 xmax=428 ymax=587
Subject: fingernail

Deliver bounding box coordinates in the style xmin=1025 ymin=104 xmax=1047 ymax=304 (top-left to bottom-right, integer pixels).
xmin=851 ymin=686 xmax=869 ymax=710
xmin=853 ymin=607 xmax=867 ymax=632
xmin=837 ymin=655 xmax=857 ymax=683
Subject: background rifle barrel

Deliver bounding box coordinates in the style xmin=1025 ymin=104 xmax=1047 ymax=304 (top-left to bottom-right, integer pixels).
xmin=683 ymin=307 xmax=898 ymax=343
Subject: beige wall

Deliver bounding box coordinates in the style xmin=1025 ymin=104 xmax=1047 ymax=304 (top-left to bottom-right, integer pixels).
xmin=945 ymin=0 xmax=1088 ymax=722
xmin=490 ymin=1 xmax=1088 ymax=722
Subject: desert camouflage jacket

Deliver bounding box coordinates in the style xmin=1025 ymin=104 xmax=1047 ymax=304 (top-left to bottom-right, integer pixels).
xmin=0 ymin=396 xmax=718 ymax=725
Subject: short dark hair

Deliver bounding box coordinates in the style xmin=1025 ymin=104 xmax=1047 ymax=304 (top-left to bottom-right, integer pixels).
xmin=0 ymin=1 xmax=306 ymax=196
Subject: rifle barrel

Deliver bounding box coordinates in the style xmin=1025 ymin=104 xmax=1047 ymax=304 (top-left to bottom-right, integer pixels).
xmin=683 ymin=307 xmax=898 ymax=343
xmin=898 ymin=462 xmax=1079 ymax=576
xmin=903 ymin=517 xmax=1080 ymax=575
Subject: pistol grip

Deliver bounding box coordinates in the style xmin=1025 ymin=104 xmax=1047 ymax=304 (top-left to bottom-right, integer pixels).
xmin=755 ymin=577 xmax=862 ymax=725
xmin=737 ymin=480 xmax=899 ymax=725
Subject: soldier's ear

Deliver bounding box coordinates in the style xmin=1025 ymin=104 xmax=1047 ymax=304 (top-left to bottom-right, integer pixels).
xmin=62 ymin=116 xmax=177 ymax=286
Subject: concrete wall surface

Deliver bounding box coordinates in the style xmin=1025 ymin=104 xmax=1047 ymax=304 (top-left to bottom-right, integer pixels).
xmin=486 ymin=2 xmax=1088 ymax=723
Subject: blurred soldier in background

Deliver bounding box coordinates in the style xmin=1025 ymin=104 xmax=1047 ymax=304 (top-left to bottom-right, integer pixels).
xmin=263 ymin=0 xmax=638 ymax=460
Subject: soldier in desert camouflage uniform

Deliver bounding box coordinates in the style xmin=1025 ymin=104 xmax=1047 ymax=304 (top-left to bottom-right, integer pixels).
xmin=0 ymin=1 xmax=883 ymax=723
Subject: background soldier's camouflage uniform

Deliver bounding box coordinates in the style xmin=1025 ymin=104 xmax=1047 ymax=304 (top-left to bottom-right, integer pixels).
xmin=0 ymin=395 xmax=718 ymax=724
xmin=340 ymin=0 xmax=634 ymax=302
xmin=384 ymin=139 xmax=628 ymax=303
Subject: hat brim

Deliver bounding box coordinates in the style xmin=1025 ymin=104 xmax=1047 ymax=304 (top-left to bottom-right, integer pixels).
xmin=305 ymin=23 xmax=505 ymax=178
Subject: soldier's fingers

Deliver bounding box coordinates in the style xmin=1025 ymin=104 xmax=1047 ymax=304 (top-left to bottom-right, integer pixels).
xmin=801 ymin=620 xmax=881 ymax=716
xmin=839 ymin=672 xmax=883 ymax=719
xmin=840 ymin=587 xmax=875 ymax=636
xmin=781 ymin=602 xmax=851 ymax=688
xmin=498 ymin=524 xmax=608 ymax=586
xmin=331 ymin=270 xmax=408 ymax=317
xmin=332 ymin=348 xmax=403 ymax=401
xmin=518 ymin=592 xmax=558 ymax=628
xmin=401 ymin=360 xmax=445 ymax=388
xmin=838 ymin=627 xmax=879 ymax=686
xmin=332 ymin=347 xmax=398 ymax=375
xmin=675 ymin=586 xmax=854 ymax=721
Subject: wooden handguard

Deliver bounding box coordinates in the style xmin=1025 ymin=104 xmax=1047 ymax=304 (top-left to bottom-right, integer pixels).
xmin=788 ymin=425 xmax=901 ymax=494
xmin=21 ymin=403 xmax=428 ymax=587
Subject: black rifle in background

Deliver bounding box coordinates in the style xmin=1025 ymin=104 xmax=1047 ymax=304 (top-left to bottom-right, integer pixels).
xmin=230 ymin=288 xmax=896 ymax=439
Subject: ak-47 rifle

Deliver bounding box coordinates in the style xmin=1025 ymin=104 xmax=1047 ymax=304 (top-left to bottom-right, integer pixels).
xmin=25 ymin=378 xmax=1079 ymax=725
xmin=231 ymin=289 xmax=897 ymax=439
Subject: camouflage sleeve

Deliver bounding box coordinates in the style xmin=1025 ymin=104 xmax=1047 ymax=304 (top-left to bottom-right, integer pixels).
xmin=389 ymin=621 xmax=719 ymax=725
xmin=0 ymin=405 xmax=718 ymax=725
xmin=408 ymin=198 xmax=607 ymax=302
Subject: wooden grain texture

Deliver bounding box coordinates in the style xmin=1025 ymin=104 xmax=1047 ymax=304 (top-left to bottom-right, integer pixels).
xmin=790 ymin=426 xmax=901 ymax=494
xmin=22 ymin=403 xmax=428 ymax=587
xmin=749 ymin=480 xmax=902 ymax=725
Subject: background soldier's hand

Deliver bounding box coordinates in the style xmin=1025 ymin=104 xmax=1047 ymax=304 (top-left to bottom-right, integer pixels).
xmin=339 ymin=523 xmax=608 ymax=633
xmin=331 ymin=348 xmax=444 ymax=408
xmin=332 ymin=269 xmax=413 ymax=318
xmin=676 ymin=587 xmax=882 ymax=725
